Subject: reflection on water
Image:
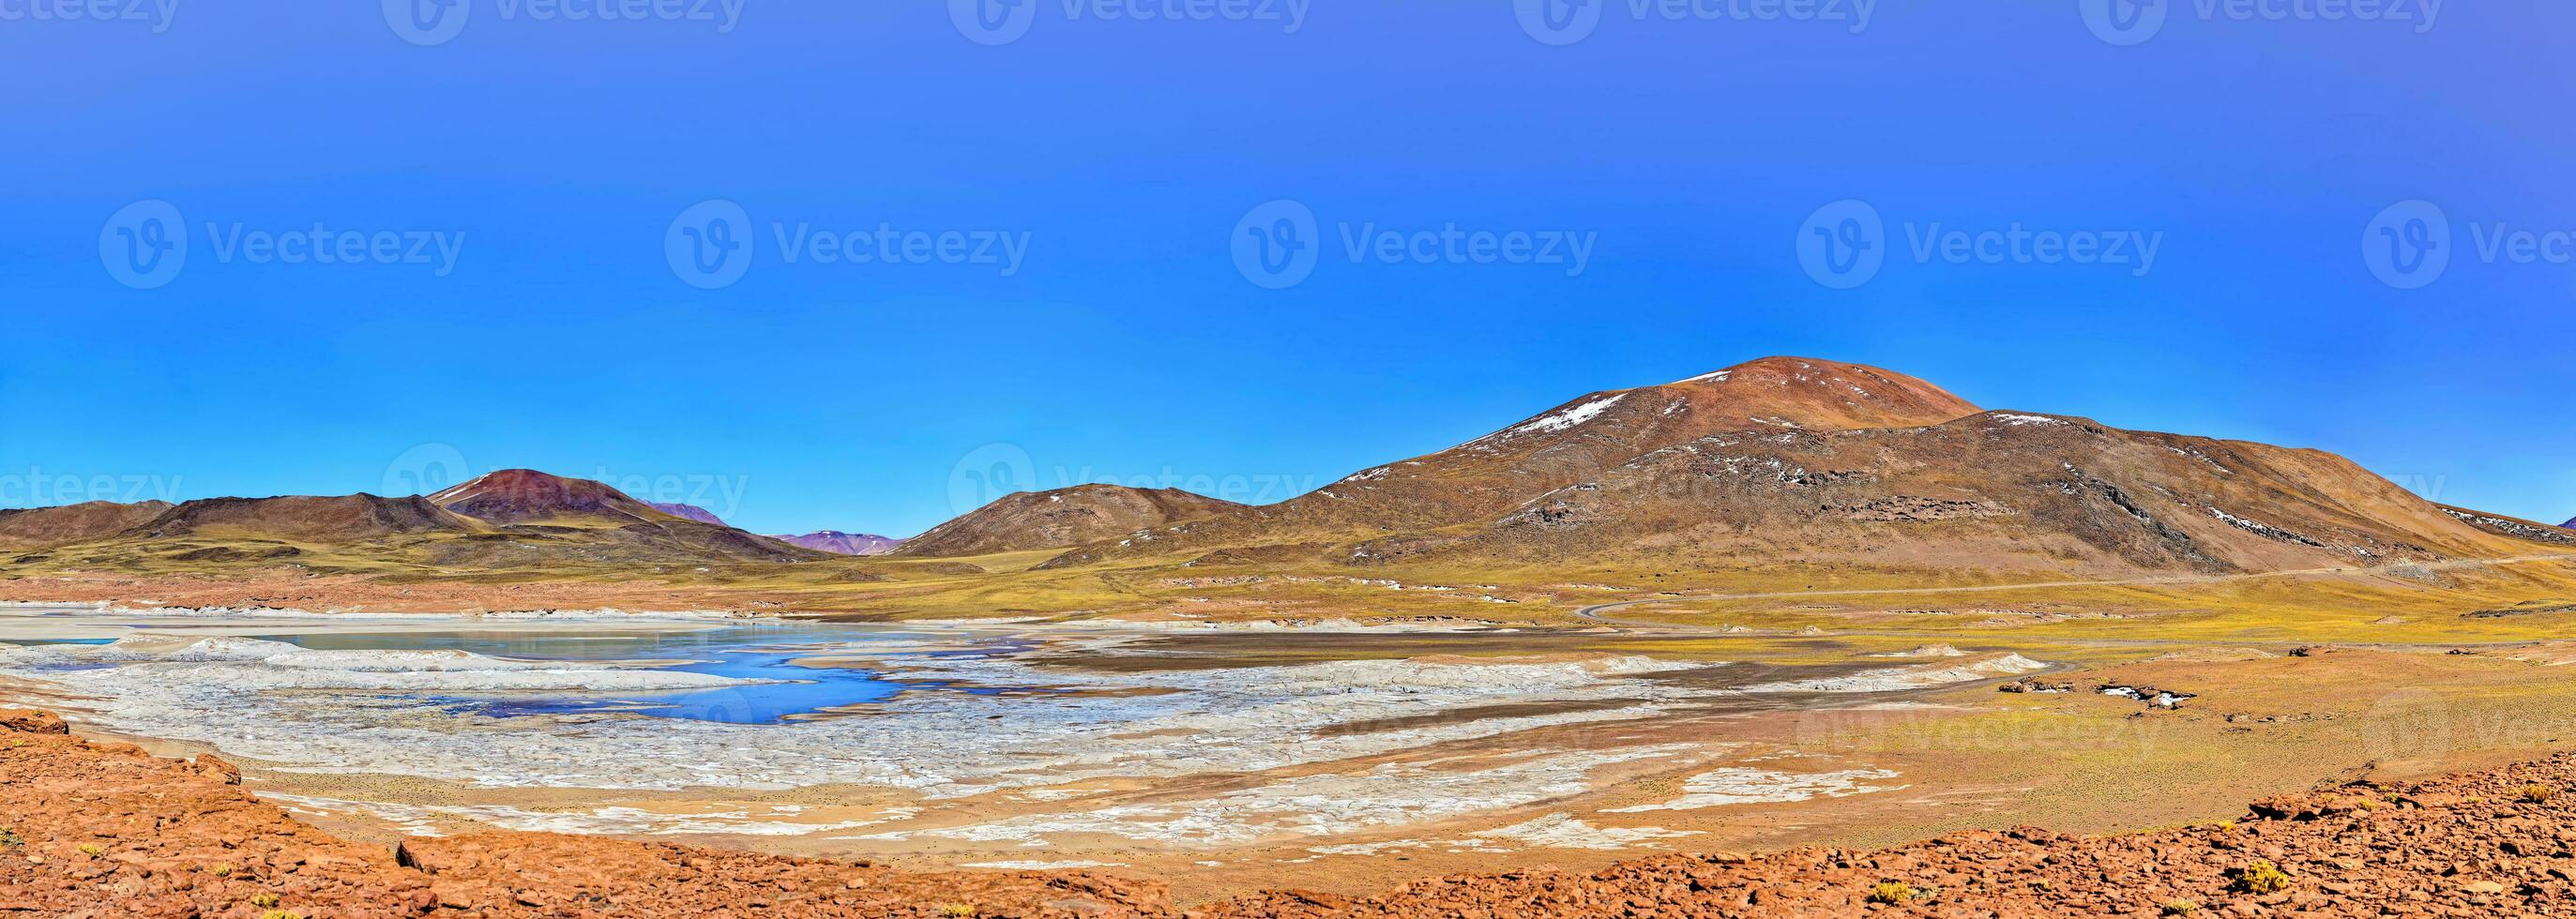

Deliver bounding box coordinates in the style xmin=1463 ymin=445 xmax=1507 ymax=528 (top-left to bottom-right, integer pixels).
xmin=262 ymin=624 xmax=1051 ymax=726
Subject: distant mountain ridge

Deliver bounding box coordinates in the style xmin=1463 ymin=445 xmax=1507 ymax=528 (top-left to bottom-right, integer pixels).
xmin=893 ymin=485 xmax=1247 ymax=558
xmin=0 ymin=470 xmax=819 ymax=569
xmin=0 ymin=501 xmax=175 ymax=550
xmin=648 ymin=503 xmax=730 ymax=526
xmin=768 ymin=531 xmax=906 ymax=556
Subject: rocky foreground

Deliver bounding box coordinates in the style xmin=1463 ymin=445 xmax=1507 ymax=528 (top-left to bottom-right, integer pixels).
xmin=7 ymin=709 xmax=2576 ymax=917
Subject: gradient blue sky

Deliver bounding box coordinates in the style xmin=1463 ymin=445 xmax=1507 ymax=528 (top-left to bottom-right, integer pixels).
xmin=5 ymin=2 xmax=2570 ymax=536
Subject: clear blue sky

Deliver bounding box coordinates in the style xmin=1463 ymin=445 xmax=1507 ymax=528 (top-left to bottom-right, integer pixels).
xmin=5 ymin=3 xmax=2570 ymax=535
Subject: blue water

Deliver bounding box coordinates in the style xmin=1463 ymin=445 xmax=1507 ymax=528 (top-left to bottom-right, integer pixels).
xmin=261 ymin=623 xmax=1048 ymax=725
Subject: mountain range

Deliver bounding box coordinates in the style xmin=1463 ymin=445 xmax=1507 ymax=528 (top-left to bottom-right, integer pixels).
xmin=0 ymin=470 xmax=816 ymax=570
xmin=645 ymin=503 xmax=906 ymax=555
xmin=767 ymin=531 xmax=907 ymax=556
xmin=2 ymin=358 xmax=2568 ymax=587
xmin=932 ymin=358 xmax=2575 ymax=580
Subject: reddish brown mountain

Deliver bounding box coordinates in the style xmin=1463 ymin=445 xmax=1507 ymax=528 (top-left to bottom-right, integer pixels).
xmin=1258 ymin=356 xmax=1984 ymax=533
xmin=429 ymin=470 xmax=673 ymax=524
xmin=893 ymin=485 xmax=1246 ymax=558
xmin=767 ymin=531 xmax=905 ymax=555
xmin=12 ymin=472 xmax=819 ymax=569
xmin=0 ymin=501 xmax=174 ymax=550
xmin=1050 ymin=359 xmax=2572 ymax=579
xmin=1401 ymin=410 xmax=2568 ymax=576
xmin=425 ymin=471 xmax=815 ymax=563
xmin=125 ymin=495 xmax=484 ymax=544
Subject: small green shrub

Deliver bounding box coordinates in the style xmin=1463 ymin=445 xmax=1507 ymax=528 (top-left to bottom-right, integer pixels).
xmin=76 ymin=844 xmax=101 ymax=858
xmin=250 ymin=893 xmax=280 ymax=908
xmin=2161 ymin=899 xmax=2200 ymax=915
xmin=938 ymin=906 xmax=977 ymax=918
xmin=1867 ymin=881 xmax=1917 ymax=905
xmin=2518 ymin=784 xmax=2554 ymax=804
xmin=2230 ymin=860 xmax=2291 ymax=895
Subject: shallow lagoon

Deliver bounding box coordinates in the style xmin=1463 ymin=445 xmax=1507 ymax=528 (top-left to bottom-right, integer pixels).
xmin=7 ymin=615 xmax=1053 ymax=725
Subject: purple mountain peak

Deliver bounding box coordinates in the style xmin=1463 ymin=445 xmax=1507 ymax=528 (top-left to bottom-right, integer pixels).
xmin=767 ymin=531 xmax=905 ymax=556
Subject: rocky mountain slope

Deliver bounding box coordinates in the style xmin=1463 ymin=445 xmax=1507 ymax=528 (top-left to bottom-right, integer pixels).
xmin=1264 ymin=356 xmax=1984 ymax=533
xmin=768 ymin=530 xmax=907 ymax=555
xmin=894 ymin=484 xmax=1249 ymax=557
xmin=430 ymin=469 xmax=674 ymax=524
xmin=424 ymin=470 xmax=816 ymax=564
xmin=0 ymin=500 xmax=173 ymax=550
xmin=128 ymin=494 xmax=484 ymax=543
xmin=1381 ymin=410 xmax=2560 ymax=575
xmin=1054 ymin=357 xmax=2571 ymax=579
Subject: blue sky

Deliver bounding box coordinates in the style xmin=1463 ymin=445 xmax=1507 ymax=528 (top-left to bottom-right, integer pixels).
xmin=4 ymin=2 xmax=2570 ymax=535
